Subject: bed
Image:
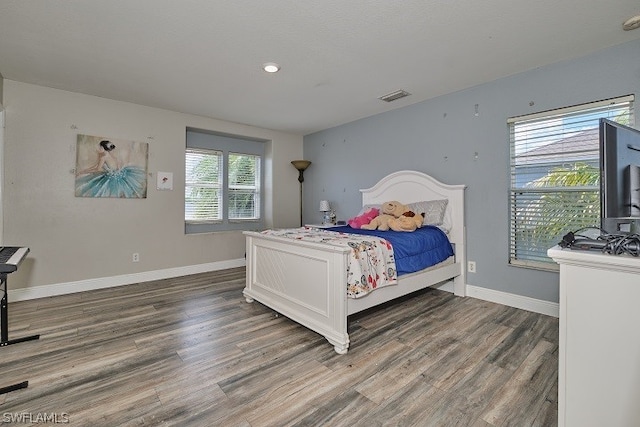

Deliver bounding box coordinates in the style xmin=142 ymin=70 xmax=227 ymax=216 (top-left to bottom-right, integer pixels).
xmin=243 ymin=170 xmax=467 ymax=354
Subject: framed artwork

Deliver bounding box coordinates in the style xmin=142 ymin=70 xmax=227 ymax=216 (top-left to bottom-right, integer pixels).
xmin=75 ymin=134 xmax=148 ymax=198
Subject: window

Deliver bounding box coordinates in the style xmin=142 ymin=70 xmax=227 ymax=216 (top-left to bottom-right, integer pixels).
xmin=185 ymin=149 xmax=223 ymax=222
xmin=509 ymin=95 xmax=634 ymax=270
xmin=185 ymin=129 xmax=265 ymax=233
xmin=228 ymin=153 xmax=261 ymax=220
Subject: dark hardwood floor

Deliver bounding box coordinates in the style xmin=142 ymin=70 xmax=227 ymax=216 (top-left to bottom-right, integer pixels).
xmin=0 ymin=268 xmax=558 ymax=426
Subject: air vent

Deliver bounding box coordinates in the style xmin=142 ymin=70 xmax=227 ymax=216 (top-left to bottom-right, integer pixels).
xmin=623 ymin=14 xmax=640 ymax=31
xmin=378 ymin=89 xmax=411 ymax=103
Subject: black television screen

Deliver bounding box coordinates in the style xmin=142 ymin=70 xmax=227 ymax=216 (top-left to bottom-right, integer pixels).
xmin=600 ymin=118 xmax=640 ymax=234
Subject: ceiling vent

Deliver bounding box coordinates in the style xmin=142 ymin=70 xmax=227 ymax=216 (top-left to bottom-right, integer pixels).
xmin=623 ymin=14 xmax=640 ymax=31
xmin=379 ymin=89 xmax=411 ymax=102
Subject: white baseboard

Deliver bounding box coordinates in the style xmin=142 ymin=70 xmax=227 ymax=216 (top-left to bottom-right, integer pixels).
xmin=466 ymin=284 xmax=559 ymax=318
xmin=432 ymin=281 xmax=558 ymax=317
xmin=11 ymin=264 xmax=559 ymax=319
xmin=10 ymin=258 xmax=246 ymax=302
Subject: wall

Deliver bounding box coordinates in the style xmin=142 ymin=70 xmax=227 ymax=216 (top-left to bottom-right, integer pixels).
xmin=3 ymin=80 xmax=303 ymax=292
xmin=304 ymin=39 xmax=640 ymax=304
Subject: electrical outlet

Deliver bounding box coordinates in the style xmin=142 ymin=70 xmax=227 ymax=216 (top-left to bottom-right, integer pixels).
xmin=467 ymin=261 xmax=476 ymax=273
xmin=132 ymin=253 xmax=140 ymax=263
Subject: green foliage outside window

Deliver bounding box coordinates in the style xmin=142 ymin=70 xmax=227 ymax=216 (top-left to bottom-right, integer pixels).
xmin=185 ymin=150 xmax=222 ymax=221
xmin=514 ymin=163 xmax=600 ymax=259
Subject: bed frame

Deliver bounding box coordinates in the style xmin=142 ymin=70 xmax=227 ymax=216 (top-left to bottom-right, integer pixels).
xmin=243 ymin=170 xmax=467 ymax=354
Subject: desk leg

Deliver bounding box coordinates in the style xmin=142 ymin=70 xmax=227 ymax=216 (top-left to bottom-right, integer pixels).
xmin=0 ymin=274 xmax=39 ymax=395
xmin=0 ymin=274 xmax=40 ymax=347
xmin=1 ymin=273 xmax=8 ymax=343
xmin=0 ymin=381 xmax=28 ymax=395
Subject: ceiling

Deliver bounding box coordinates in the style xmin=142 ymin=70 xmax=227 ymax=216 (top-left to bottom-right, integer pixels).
xmin=1 ymin=1 xmax=639 ymax=135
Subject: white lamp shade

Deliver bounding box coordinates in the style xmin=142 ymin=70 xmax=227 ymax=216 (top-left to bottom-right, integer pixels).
xmin=319 ymin=200 xmax=331 ymax=212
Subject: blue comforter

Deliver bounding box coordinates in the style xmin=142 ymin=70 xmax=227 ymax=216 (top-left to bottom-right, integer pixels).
xmin=325 ymin=225 xmax=454 ymax=276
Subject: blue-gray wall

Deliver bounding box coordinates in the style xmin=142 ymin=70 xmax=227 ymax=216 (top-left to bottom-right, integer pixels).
xmin=303 ymin=39 xmax=640 ymax=303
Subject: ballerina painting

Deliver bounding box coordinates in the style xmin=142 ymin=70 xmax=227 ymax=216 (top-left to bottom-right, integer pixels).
xmin=75 ymin=134 xmax=148 ymax=198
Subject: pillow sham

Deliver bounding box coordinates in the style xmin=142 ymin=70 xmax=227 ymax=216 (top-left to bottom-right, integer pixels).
xmin=440 ymin=204 xmax=453 ymax=233
xmin=408 ymin=199 xmax=448 ymax=226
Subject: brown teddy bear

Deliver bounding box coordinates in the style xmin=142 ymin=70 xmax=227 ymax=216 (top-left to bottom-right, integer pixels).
xmin=388 ymin=210 xmax=425 ymax=232
xmin=361 ymin=200 xmax=424 ymax=232
xmin=360 ymin=201 xmax=398 ymax=231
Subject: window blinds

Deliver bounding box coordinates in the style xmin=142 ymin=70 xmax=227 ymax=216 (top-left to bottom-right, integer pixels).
xmin=185 ymin=148 xmax=223 ymax=222
xmin=509 ymin=95 xmax=634 ymax=269
xmin=228 ymin=153 xmax=261 ymax=220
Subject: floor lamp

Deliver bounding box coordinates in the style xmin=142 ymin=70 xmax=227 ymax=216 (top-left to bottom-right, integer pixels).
xmin=291 ymin=160 xmax=311 ymax=226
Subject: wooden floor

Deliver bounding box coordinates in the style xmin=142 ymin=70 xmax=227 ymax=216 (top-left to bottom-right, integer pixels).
xmin=0 ymin=268 xmax=558 ymax=426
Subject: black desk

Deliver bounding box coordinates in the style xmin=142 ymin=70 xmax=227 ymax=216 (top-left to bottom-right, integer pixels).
xmin=0 ymin=247 xmax=39 ymax=394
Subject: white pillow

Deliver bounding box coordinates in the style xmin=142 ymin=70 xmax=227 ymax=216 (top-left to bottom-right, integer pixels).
xmin=408 ymin=199 xmax=449 ymax=226
xmin=439 ymin=203 xmax=453 ymax=234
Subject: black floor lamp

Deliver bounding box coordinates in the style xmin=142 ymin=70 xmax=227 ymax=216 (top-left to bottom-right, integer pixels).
xmin=291 ymin=160 xmax=311 ymax=226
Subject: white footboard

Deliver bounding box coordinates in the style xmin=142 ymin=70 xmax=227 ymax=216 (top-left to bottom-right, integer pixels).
xmin=243 ymin=231 xmax=352 ymax=354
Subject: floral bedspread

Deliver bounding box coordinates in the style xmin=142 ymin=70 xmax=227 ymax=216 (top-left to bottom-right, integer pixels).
xmin=261 ymin=227 xmax=398 ymax=298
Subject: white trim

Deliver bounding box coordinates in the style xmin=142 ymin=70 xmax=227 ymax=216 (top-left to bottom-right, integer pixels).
xmin=466 ymin=285 xmax=559 ymax=318
xmin=417 ymin=281 xmax=557 ymax=318
xmin=9 ymin=258 xmax=246 ymax=302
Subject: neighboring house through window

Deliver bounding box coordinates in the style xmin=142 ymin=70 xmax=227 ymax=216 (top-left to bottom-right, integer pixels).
xmin=508 ymin=95 xmax=634 ymax=270
xmin=185 ymin=129 xmax=265 ymax=233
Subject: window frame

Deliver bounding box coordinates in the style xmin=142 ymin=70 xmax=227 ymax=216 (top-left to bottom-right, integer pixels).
xmin=508 ymin=95 xmax=634 ymax=270
xmin=185 ymin=129 xmax=265 ymax=234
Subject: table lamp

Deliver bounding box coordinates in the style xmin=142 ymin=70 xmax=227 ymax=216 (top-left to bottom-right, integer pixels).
xmin=319 ymin=200 xmax=331 ymax=224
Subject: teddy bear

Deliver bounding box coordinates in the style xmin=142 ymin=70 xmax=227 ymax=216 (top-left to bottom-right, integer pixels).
xmin=361 ymin=201 xmax=406 ymax=231
xmin=388 ymin=210 xmax=425 ymax=232
xmin=348 ymin=207 xmax=380 ymax=229
xmin=362 ymin=200 xmax=425 ymax=232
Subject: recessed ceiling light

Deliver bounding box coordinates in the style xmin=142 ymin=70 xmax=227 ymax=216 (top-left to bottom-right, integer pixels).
xmin=623 ymin=14 xmax=640 ymax=31
xmin=262 ymin=62 xmax=280 ymax=73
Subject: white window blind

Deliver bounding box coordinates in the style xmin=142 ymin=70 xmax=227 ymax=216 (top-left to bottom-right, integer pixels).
xmin=509 ymin=95 xmax=634 ymax=269
xmin=228 ymin=152 xmax=261 ymax=220
xmin=185 ymin=148 xmax=223 ymax=222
